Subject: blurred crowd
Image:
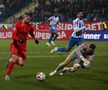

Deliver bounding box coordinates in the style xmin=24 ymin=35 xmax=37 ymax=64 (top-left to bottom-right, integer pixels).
xmin=0 ymin=0 xmax=32 ymax=22
xmin=0 ymin=0 xmax=108 ymax=22
xmin=32 ymin=0 xmax=108 ymax=22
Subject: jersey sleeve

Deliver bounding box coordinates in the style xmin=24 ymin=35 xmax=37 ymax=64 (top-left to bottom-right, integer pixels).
xmin=12 ymin=23 xmax=19 ymax=40
xmin=56 ymin=17 xmax=59 ymax=25
xmin=12 ymin=20 xmax=22 ymax=40
xmin=29 ymin=24 xmax=36 ymax=40
xmin=56 ymin=17 xmax=59 ymax=22
xmin=75 ymin=45 xmax=87 ymax=62
xmin=75 ymin=46 xmax=83 ymax=58
xmin=48 ymin=16 xmax=52 ymax=21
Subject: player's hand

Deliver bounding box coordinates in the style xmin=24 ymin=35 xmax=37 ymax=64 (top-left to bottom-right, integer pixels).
xmin=84 ymin=59 xmax=90 ymax=64
xmin=18 ymin=39 xmax=24 ymax=44
xmin=35 ymin=39 xmax=39 ymax=44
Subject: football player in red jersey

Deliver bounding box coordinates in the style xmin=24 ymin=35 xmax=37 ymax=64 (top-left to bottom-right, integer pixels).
xmin=5 ymin=13 xmax=39 ymax=80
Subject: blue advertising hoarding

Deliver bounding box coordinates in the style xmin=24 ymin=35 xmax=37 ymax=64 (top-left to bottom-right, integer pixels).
xmin=84 ymin=30 xmax=108 ymax=41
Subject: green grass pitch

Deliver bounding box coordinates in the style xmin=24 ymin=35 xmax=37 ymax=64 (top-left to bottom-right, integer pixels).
xmin=0 ymin=40 xmax=108 ymax=90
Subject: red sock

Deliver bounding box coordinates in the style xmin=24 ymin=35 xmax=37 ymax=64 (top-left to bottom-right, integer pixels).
xmin=6 ymin=61 xmax=15 ymax=76
xmin=15 ymin=60 xmax=19 ymax=65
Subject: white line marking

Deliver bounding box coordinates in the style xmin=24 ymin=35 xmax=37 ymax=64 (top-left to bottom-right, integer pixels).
xmin=0 ymin=51 xmax=108 ymax=60
xmin=0 ymin=55 xmax=67 ymax=60
xmin=0 ymin=51 xmax=108 ymax=54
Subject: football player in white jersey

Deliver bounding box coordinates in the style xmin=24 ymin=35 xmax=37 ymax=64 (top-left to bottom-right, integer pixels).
xmin=46 ymin=13 xmax=59 ymax=47
xmin=50 ymin=10 xmax=85 ymax=53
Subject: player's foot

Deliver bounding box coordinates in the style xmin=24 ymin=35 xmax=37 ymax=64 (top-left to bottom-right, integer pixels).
xmin=51 ymin=41 xmax=55 ymax=46
xmin=58 ymin=67 xmax=70 ymax=76
xmin=5 ymin=75 xmax=10 ymax=81
xmin=63 ymin=67 xmax=69 ymax=70
xmin=50 ymin=47 xmax=58 ymax=53
xmin=46 ymin=42 xmax=51 ymax=47
xmin=49 ymin=70 xmax=57 ymax=76
xmin=62 ymin=67 xmax=69 ymax=73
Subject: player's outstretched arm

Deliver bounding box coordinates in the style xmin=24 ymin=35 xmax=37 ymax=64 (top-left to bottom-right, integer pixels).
xmin=29 ymin=29 xmax=39 ymax=45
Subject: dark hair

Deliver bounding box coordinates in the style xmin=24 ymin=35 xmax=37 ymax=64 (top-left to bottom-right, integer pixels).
xmin=89 ymin=44 xmax=96 ymax=50
xmin=25 ymin=12 xmax=32 ymax=18
xmin=18 ymin=16 xmax=23 ymax=20
xmin=76 ymin=9 xmax=83 ymax=14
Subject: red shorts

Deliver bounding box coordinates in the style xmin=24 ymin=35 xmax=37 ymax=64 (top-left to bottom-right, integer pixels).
xmin=10 ymin=43 xmax=26 ymax=59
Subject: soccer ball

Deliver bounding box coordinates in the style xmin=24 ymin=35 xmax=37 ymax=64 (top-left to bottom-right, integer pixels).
xmin=36 ymin=72 xmax=46 ymax=81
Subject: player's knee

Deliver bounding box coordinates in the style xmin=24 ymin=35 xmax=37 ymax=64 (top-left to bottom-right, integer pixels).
xmin=18 ymin=58 xmax=24 ymax=66
xmin=65 ymin=49 xmax=70 ymax=52
xmin=65 ymin=48 xmax=71 ymax=52
xmin=19 ymin=62 xmax=24 ymax=66
xmin=60 ymin=62 xmax=66 ymax=67
xmin=11 ymin=55 xmax=18 ymax=62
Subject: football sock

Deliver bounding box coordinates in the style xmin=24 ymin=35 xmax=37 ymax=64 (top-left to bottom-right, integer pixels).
xmin=58 ymin=47 xmax=67 ymax=52
xmin=55 ymin=63 xmax=66 ymax=72
xmin=52 ymin=34 xmax=58 ymax=41
xmin=6 ymin=61 xmax=15 ymax=75
xmin=68 ymin=67 xmax=75 ymax=72
xmin=48 ymin=35 xmax=53 ymax=43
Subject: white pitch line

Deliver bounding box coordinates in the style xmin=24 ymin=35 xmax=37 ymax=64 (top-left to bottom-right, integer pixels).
xmin=0 ymin=51 xmax=49 ymax=54
xmin=0 ymin=51 xmax=108 ymax=54
xmin=0 ymin=51 xmax=108 ymax=60
xmin=0 ymin=52 xmax=108 ymax=60
xmin=0 ymin=55 xmax=67 ymax=60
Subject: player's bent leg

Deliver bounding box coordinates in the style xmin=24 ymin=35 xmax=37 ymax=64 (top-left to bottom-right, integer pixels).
xmin=51 ymin=33 xmax=58 ymax=46
xmin=49 ymin=55 xmax=72 ymax=76
xmin=59 ymin=67 xmax=70 ymax=75
xmin=56 ymin=55 xmax=72 ymax=72
xmin=10 ymin=55 xmax=19 ymax=63
xmin=63 ymin=55 xmax=72 ymax=65
xmin=77 ymin=38 xmax=84 ymax=46
xmin=18 ymin=57 xmax=24 ymax=66
xmin=48 ymin=32 xmax=54 ymax=42
xmin=65 ymin=46 xmax=72 ymax=52
xmin=50 ymin=47 xmax=58 ymax=53
xmin=57 ymin=46 xmax=72 ymax=52
xmin=46 ymin=42 xmax=51 ymax=47
xmin=57 ymin=47 xmax=67 ymax=52
xmin=71 ymin=63 xmax=81 ymax=72
xmin=50 ymin=44 xmax=71 ymax=53
xmin=61 ymin=66 xmax=78 ymax=75
xmin=61 ymin=63 xmax=81 ymax=75
xmin=52 ymin=33 xmax=58 ymax=41
xmin=51 ymin=41 xmax=56 ymax=46
xmin=46 ymin=33 xmax=54 ymax=47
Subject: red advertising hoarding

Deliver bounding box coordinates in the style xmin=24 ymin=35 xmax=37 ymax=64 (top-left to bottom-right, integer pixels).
xmin=0 ymin=30 xmax=72 ymax=40
xmin=0 ymin=21 xmax=108 ymax=41
xmin=37 ymin=21 xmax=108 ymax=31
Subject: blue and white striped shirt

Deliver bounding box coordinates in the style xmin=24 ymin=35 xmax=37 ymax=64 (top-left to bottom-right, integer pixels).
xmin=48 ymin=16 xmax=59 ymax=31
xmin=72 ymin=18 xmax=85 ymax=38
